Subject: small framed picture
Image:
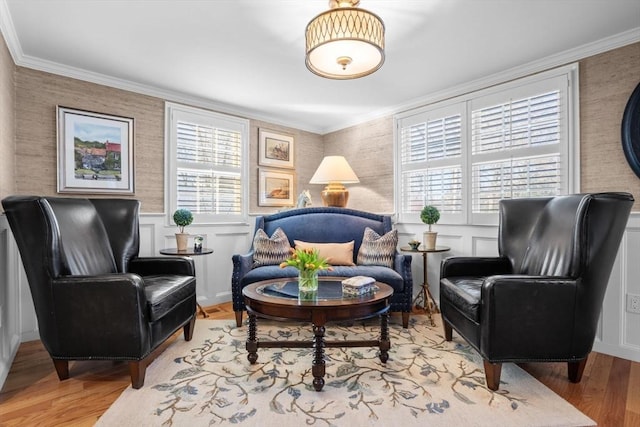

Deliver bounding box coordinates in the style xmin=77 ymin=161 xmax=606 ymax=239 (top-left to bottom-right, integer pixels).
xmin=258 ymin=129 xmax=294 ymax=169
xmin=57 ymin=106 xmax=135 ymax=194
xmin=258 ymin=168 xmax=295 ymax=207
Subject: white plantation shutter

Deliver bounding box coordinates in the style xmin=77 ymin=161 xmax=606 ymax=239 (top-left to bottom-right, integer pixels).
xmin=396 ymin=67 xmax=575 ymax=225
xmin=167 ymin=103 xmax=249 ymax=223
xmin=469 ymin=75 xmax=569 ymax=223
xmin=398 ymin=104 xmax=465 ymax=223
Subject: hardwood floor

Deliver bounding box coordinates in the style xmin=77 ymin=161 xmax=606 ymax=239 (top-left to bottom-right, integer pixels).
xmin=0 ymin=302 xmax=638 ymax=426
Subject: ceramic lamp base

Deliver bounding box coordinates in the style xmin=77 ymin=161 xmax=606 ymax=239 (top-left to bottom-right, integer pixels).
xmin=321 ymin=183 xmax=349 ymax=207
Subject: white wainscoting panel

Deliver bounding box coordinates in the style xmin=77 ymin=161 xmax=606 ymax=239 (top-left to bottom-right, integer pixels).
xmin=140 ymin=213 xmax=253 ymax=307
xmin=1 ymin=212 xmax=639 ymax=390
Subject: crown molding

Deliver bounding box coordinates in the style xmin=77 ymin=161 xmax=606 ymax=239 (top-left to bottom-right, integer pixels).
xmin=0 ymin=0 xmax=322 ymax=134
xmin=16 ymin=54 xmax=323 ymax=134
xmin=319 ymin=27 xmax=640 ymax=134
xmin=0 ymin=0 xmax=20 ymax=62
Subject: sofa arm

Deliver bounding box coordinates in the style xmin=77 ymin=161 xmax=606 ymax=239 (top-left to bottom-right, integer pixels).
xmin=440 ymin=256 xmax=512 ymax=279
xmin=129 ymin=256 xmax=195 ymax=277
xmin=231 ymin=252 xmax=255 ymax=311
xmin=50 ymin=273 xmax=151 ymax=358
xmin=394 ymin=252 xmax=413 ymax=292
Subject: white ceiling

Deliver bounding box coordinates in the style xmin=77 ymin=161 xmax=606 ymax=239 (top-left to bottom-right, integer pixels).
xmin=2 ymin=0 xmax=639 ymax=134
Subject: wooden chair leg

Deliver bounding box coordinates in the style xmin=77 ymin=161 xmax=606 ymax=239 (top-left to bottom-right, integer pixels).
xmin=235 ymin=310 xmax=243 ymax=327
xmin=183 ymin=315 xmax=196 ymax=341
xmin=401 ymin=311 xmax=410 ymax=329
xmin=52 ymin=359 xmax=69 ymax=381
xmin=442 ymin=316 xmax=453 ymax=341
xmin=129 ymin=360 xmax=147 ymax=389
xmin=483 ymin=360 xmax=502 ymax=391
xmin=568 ymin=356 xmax=589 ymax=383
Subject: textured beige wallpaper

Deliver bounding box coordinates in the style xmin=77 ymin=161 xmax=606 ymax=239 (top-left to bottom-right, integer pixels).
xmin=12 ymin=67 xmax=323 ymax=214
xmin=249 ymin=120 xmax=323 ymax=215
xmin=6 ymin=39 xmax=640 ymax=214
xmin=14 ymin=68 xmax=166 ymax=212
xmin=580 ymin=42 xmax=640 ymax=210
xmin=322 ymin=116 xmax=394 ymax=214
xmin=0 ymin=33 xmax=15 ymax=201
xmin=321 ymin=43 xmax=640 ymax=213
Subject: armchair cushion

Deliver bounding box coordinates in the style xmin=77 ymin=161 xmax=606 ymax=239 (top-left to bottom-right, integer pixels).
xmin=357 ymin=227 xmax=398 ymax=268
xmin=143 ymin=274 xmax=196 ymax=321
xmin=48 ymin=198 xmax=117 ymax=275
xmin=252 ymin=227 xmax=291 ymax=267
xmin=440 ymin=277 xmax=483 ymax=322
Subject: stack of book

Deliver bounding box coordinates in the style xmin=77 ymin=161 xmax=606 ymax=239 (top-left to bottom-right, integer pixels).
xmin=341 ymin=276 xmax=378 ymax=296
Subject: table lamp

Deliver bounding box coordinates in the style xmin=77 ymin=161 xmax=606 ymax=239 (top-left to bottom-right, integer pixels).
xmin=309 ymin=156 xmax=360 ymax=207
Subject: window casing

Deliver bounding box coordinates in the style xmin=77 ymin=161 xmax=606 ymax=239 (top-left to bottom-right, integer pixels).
xmin=166 ymin=103 xmax=249 ymax=224
xmin=395 ymin=65 xmax=577 ymax=225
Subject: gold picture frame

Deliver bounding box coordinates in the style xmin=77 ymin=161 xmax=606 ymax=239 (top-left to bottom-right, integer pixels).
xmin=258 ymin=129 xmax=294 ymax=169
xmin=258 ymin=168 xmax=295 ymax=207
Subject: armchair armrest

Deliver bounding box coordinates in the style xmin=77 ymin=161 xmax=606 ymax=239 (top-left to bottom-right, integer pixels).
xmin=129 ymin=256 xmax=195 ymax=277
xmin=50 ymin=273 xmax=151 ymax=358
xmin=479 ymin=275 xmax=580 ymax=359
xmin=440 ymin=256 xmax=512 ymax=279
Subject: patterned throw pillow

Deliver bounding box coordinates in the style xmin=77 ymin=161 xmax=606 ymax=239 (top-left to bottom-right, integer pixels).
xmin=253 ymin=227 xmax=291 ymax=267
xmin=356 ymin=227 xmax=398 ymax=268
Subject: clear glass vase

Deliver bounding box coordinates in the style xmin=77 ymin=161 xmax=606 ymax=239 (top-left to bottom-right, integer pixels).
xmin=298 ymin=269 xmax=319 ymax=301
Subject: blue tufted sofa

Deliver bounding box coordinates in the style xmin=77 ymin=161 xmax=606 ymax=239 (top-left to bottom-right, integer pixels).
xmin=232 ymin=207 xmax=413 ymax=328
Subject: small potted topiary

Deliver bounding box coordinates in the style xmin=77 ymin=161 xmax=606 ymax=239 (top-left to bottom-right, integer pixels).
xmin=173 ymin=208 xmax=194 ymax=251
xmin=420 ymin=205 xmax=440 ymax=250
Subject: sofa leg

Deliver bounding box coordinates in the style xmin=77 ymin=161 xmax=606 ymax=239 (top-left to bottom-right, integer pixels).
xmin=129 ymin=360 xmax=147 ymax=389
xmin=52 ymin=359 xmax=69 ymax=381
xmin=235 ymin=310 xmax=243 ymax=327
xmin=568 ymin=356 xmax=589 ymax=383
xmin=401 ymin=311 xmax=409 ymax=328
xmin=483 ymin=360 xmax=502 ymax=391
xmin=442 ymin=316 xmax=453 ymax=341
xmin=183 ymin=315 xmax=196 ymax=341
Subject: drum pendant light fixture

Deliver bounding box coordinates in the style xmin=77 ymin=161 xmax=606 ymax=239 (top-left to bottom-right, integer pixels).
xmin=305 ymin=0 xmax=385 ymax=80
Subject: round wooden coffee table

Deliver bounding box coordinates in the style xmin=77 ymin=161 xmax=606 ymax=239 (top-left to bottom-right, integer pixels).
xmin=242 ymin=277 xmax=394 ymax=391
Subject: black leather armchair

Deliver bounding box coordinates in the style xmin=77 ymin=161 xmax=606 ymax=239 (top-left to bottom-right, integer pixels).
xmin=440 ymin=192 xmax=633 ymax=390
xmin=1 ymin=196 xmax=198 ymax=389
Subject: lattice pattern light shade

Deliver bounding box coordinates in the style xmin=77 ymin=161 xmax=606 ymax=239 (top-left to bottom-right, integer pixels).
xmin=305 ymin=1 xmax=385 ymax=79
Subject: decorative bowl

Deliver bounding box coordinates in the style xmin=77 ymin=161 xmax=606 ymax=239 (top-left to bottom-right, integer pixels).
xmin=408 ymin=240 xmax=421 ymax=250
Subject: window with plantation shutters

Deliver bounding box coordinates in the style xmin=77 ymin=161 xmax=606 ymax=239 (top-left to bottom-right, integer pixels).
xmin=395 ymin=66 xmax=576 ymax=225
xmin=398 ymin=104 xmax=465 ymax=224
xmin=166 ymin=103 xmax=249 ymax=224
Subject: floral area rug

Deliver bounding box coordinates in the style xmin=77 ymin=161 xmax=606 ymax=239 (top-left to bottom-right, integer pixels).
xmin=96 ymin=316 xmax=594 ymax=427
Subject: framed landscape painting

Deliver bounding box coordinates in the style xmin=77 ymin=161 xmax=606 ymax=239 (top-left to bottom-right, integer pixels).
xmin=258 ymin=129 xmax=294 ymax=168
xmin=258 ymin=168 xmax=295 ymax=207
xmin=57 ymin=106 xmax=134 ymax=194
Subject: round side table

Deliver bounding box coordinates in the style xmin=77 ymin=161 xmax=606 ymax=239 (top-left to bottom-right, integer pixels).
xmin=159 ymin=247 xmax=214 ymax=318
xmin=400 ymin=246 xmax=450 ymax=326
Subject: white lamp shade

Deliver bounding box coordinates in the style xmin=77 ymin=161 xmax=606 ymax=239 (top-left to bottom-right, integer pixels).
xmin=309 ymin=156 xmax=360 ymax=184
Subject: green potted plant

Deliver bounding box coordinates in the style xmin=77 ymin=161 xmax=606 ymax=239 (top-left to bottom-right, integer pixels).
xmin=173 ymin=208 xmax=193 ymax=251
xmin=420 ymin=205 xmax=440 ymax=250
